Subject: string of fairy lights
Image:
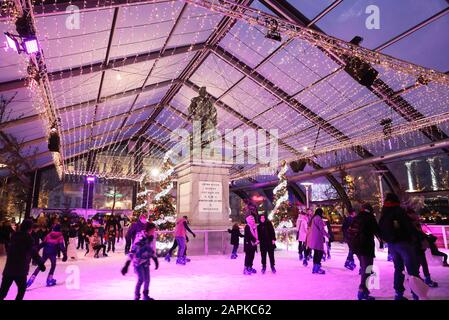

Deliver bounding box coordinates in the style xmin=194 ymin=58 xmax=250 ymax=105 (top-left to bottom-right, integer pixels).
xmin=3 ymin=0 xmax=449 ymax=184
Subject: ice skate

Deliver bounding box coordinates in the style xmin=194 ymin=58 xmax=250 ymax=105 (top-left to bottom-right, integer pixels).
xmin=176 ymin=257 xmax=186 ymax=265
xmin=103 ymin=252 xmax=108 ymax=257
xmin=261 ymin=266 xmax=266 ymax=274
xmin=143 ymin=290 xmax=154 ymax=300
xmin=312 ymin=264 xmax=325 ymax=275
xmin=443 ymin=261 xmax=449 ymax=267
xmin=271 ymin=267 xmax=276 ymax=274
xmin=344 ymin=260 xmax=355 ymax=270
xmin=26 ymin=275 xmax=36 ymax=288
xmin=243 ymin=267 xmax=252 ymax=275
xmin=46 ymin=276 xmax=57 ymax=287
xmin=250 ymin=268 xmax=257 ymax=274
xmin=298 ymin=253 xmax=303 ymax=261
xmin=165 ymin=254 xmax=171 ymax=262
xmin=357 ymin=291 xmax=375 ymax=300
xmin=425 ymin=277 xmax=438 ymax=288
xmin=184 ymin=257 xmax=191 ymax=263
xmin=303 ymin=259 xmax=308 ymax=267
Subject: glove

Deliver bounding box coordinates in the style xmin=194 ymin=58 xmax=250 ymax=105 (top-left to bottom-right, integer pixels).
xmin=152 ymin=257 xmax=159 ymax=270
xmin=121 ymin=260 xmax=131 ymax=275
xmin=62 ymin=255 xmax=68 ymax=262
xmin=193 ymin=233 xmax=196 ymax=238
xmin=39 ymin=263 xmax=46 ymax=272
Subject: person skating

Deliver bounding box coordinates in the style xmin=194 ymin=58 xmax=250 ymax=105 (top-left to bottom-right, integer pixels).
xmin=243 ymin=215 xmax=259 ymax=275
xmin=406 ymin=208 xmax=438 ymax=288
xmin=342 ymin=210 xmax=357 ymax=270
xmin=107 ymin=224 xmax=117 ymax=253
xmin=347 ymin=203 xmax=381 ymax=300
xmin=84 ymin=220 xmax=94 ymax=256
xmin=322 ymin=217 xmax=333 ymax=261
xmin=227 ymin=223 xmax=244 ymax=259
xmin=422 ymin=224 xmax=449 ymax=267
xmin=125 ymin=213 xmax=148 ymax=254
xmin=170 ymin=216 xmax=196 ymax=265
xmin=67 ymin=222 xmax=78 ymax=260
xmin=296 ymin=210 xmax=308 ymax=262
xmin=89 ymin=229 xmax=108 ymax=258
xmin=27 ymin=224 xmax=67 ymax=288
xmin=121 ymin=222 xmax=159 ymax=300
xmin=77 ymin=218 xmax=86 ymax=250
xmin=257 ymin=215 xmax=276 ymax=274
xmin=379 ymin=193 xmax=423 ymax=300
xmin=306 ymin=208 xmax=329 ymax=275
xmin=0 ymin=220 xmax=46 ymax=300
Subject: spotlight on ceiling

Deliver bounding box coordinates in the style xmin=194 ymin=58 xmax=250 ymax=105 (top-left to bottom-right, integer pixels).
xmin=4 ymin=32 xmax=39 ymax=55
xmin=380 ymin=118 xmax=393 ymax=139
xmin=344 ymin=35 xmax=378 ymax=88
xmin=48 ymin=125 xmax=60 ymax=152
xmin=265 ymin=19 xmax=282 ymax=42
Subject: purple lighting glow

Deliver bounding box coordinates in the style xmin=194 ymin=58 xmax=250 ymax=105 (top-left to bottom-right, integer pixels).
xmin=87 ymin=176 xmax=96 ymax=183
xmin=24 ymin=38 xmax=39 ymax=54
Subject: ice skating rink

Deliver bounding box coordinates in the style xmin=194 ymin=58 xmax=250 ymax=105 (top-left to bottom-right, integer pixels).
xmin=1 ymin=242 xmax=449 ymax=300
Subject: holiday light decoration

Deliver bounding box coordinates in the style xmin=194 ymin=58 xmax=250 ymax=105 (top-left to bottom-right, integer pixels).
xmin=269 ymin=160 xmax=292 ymax=227
xmin=151 ymin=150 xmax=176 ymax=230
xmin=1 ymin=0 xmax=449 ymax=188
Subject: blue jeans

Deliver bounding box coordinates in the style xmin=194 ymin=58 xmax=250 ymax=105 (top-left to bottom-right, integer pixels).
xmin=388 ymin=242 xmax=419 ymax=294
xmin=176 ymin=236 xmax=186 ymax=259
xmin=232 ymin=244 xmax=238 ymax=255
xmin=134 ymin=265 xmax=150 ymax=296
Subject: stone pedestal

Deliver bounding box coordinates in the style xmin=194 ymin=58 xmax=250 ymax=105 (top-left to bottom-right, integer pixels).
xmin=175 ymin=158 xmax=231 ymax=230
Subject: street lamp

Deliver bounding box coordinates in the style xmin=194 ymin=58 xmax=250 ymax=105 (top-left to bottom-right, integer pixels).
xmin=300 ymin=182 xmax=313 ymax=209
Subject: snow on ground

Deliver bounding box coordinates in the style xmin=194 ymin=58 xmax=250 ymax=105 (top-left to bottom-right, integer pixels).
xmin=1 ymin=241 xmax=449 ymax=300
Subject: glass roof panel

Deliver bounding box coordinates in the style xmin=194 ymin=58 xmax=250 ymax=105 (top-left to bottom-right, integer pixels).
xmin=316 ymin=0 xmax=449 ymax=50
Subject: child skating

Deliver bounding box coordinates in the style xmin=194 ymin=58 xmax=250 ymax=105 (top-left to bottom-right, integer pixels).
xmin=121 ymin=222 xmax=159 ymax=300
xmin=243 ymin=215 xmax=259 ymax=275
xmin=228 ymin=223 xmax=244 ymax=259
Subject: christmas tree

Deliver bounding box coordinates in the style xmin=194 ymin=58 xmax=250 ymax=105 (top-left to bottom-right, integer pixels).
xmin=132 ymin=186 xmax=151 ymax=222
xmin=269 ymin=160 xmax=292 ymax=228
xmin=150 ymin=151 xmax=176 ymax=230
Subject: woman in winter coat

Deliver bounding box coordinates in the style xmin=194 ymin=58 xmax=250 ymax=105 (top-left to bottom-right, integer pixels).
xmin=348 ymin=203 xmax=381 ymax=300
xmin=227 ymin=223 xmax=243 ymax=259
xmin=243 ymin=215 xmax=259 ymax=275
xmin=257 ymin=215 xmax=276 ymax=274
xmin=406 ymin=208 xmax=438 ymax=288
xmin=306 ymin=208 xmax=329 ymax=274
xmin=27 ymin=224 xmax=67 ymax=288
xmin=296 ymin=211 xmax=309 ymax=264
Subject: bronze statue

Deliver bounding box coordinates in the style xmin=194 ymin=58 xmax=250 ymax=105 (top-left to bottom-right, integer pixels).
xmin=188 ymin=87 xmax=217 ymax=148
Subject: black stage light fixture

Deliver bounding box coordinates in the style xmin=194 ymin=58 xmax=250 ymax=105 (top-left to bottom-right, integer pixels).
xmin=48 ymin=126 xmax=60 ymax=152
xmin=265 ymin=19 xmax=282 ymax=42
xmin=290 ymin=160 xmax=307 ymax=173
xmin=380 ymin=118 xmax=393 ymax=139
xmin=344 ymin=36 xmax=379 ymax=88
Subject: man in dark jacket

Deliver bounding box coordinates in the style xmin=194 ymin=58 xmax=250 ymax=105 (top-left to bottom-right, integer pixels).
xmin=349 ymin=203 xmax=381 ymax=300
xmin=257 ymin=215 xmax=276 ymax=274
xmin=0 ymin=219 xmax=45 ymax=300
xmin=379 ymin=193 xmax=420 ymax=300
xmin=125 ymin=214 xmax=148 ymax=254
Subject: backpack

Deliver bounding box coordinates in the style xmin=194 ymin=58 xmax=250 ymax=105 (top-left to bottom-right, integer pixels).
xmin=346 ymin=217 xmax=364 ymax=253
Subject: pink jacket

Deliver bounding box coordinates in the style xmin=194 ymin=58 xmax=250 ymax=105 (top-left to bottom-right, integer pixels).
xmin=296 ymin=214 xmax=309 ymax=242
xmin=174 ymin=217 xmax=187 ymax=238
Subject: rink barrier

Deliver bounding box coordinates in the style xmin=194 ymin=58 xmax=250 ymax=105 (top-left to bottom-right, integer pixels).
xmin=154 ymin=224 xmax=449 ymax=256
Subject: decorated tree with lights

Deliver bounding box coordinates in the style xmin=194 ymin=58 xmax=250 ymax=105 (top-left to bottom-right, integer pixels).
xmin=269 ymin=160 xmax=292 ymax=228
xmin=132 ymin=175 xmax=152 ymax=222
xmin=150 ymin=151 xmax=176 ymax=230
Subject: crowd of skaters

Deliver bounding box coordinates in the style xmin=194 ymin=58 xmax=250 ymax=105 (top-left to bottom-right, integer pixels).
xmin=1 ymin=193 xmax=449 ymax=300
